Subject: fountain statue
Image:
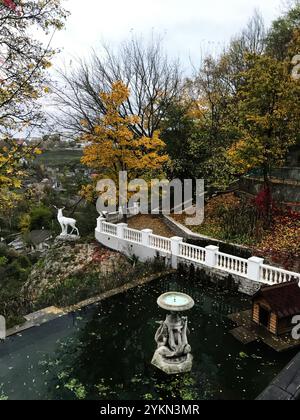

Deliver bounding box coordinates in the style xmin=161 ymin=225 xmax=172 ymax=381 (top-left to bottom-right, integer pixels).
xmin=151 ymin=292 xmax=194 ymax=375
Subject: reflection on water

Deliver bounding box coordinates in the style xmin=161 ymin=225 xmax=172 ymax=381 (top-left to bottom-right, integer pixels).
xmin=0 ymin=273 xmax=296 ymax=400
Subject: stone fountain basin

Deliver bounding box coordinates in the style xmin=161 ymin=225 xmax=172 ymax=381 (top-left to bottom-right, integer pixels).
xmin=157 ymin=292 xmax=195 ymax=312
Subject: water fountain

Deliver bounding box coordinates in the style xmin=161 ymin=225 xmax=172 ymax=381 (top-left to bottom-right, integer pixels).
xmin=151 ymin=292 xmax=195 ymax=375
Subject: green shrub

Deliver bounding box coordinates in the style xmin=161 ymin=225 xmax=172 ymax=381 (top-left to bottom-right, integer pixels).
xmin=16 ymin=255 xmax=31 ymax=269
xmin=0 ymin=256 xmax=8 ymax=267
xmin=5 ymin=260 xmax=29 ymax=281
xmin=29 ymin=206 xmax=53 ymax=230
xmin=73 ymin=205 xmax=99 ymax=237
xmin=219 ymin=201 xmax=262 ymax=243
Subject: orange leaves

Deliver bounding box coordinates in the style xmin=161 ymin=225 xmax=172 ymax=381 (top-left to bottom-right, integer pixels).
xmin=80 ymin=81 xmax=169 ymax=188
xmin=100 ymin=81 xmax=130 ymax=108
xmin=257 ymin=213 xmax=300 ymax=270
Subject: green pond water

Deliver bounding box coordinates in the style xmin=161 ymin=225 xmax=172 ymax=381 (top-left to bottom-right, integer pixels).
xmin=0 ymin=273 xmax=296 ymax=400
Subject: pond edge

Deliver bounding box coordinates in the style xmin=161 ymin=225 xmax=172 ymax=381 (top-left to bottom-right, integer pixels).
xmin=6 ymin=269 xmax=175 ymax=338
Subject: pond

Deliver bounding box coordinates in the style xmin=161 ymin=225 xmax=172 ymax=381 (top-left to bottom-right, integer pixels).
xmin=0 ymin=273 xmax=296 ymax=400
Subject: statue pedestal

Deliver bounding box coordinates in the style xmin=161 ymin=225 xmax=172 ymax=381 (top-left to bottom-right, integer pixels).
xmin=151 ymin=292 xmax=195 ymax=376
xmin=151 ymin=351 xmax=193 ymax=375
xmin=55 ymin=234 xmax=81 ymax=242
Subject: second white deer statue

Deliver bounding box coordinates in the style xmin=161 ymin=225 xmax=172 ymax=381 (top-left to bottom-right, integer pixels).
xmin=54 ymin=206 xmax=80 ymax=237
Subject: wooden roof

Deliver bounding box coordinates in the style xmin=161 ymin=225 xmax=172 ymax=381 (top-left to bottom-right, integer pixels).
xmin=253 ymin=281 xmax=300 ymax=319
xmin=28 ymin=230 xmax=52 ymax=245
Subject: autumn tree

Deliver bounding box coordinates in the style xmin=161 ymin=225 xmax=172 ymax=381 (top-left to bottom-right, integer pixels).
xmin=0 ymin=0 xmax=68 ymax=210
xmin=81 ymin=81 xmax=169 ymax=204
xmin=184 ymin=55 xmax=241 ymax=189
xmin=228 ymin=54 xmax=300 ymax=220
xmin=53 ymin=36 xmax=181 ymax=138
xmin=0 ymin=0 xmax=68 ymax=132
xmin=160 ymin=99 xmax=199 ymax=180
xmin=266 ymin=1 xmax=300 ymax=60
xmin=0 ymin=139 xmax=42 ymax=212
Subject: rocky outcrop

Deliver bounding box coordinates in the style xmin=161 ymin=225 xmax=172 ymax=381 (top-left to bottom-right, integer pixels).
xmin=23 ymin=240 xmax=129 ymax=302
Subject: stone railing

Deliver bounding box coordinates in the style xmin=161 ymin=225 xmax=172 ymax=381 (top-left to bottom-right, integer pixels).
xmin=100 ymin=221 xmax=118 ymax=237
xmin=124 ymin=227 xmax=142 ymax=244
xmin=149 ymin=234 xmax=172 ymax=253
xmin=100 ymin=203 xmax=140 ymax=224
xmin=260 ymin=264 xmax=300 ymax=286
xmin=216 ymin=252 xmax=248 ymax=277
xmin=179 ymin=243 xmax=206 ymax=264
xmin=95 ymin=218 xmax=300 ymax=287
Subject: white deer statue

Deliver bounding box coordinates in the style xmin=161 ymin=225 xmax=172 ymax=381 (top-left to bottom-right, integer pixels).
xmin=54 ymin=206 xmax=80 ymax=237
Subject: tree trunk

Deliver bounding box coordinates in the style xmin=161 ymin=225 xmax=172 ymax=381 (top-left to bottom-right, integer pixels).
xmin=263 ymin=167 xmax=273 ymax=227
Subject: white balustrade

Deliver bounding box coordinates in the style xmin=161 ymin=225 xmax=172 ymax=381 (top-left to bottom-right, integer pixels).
xmin=179 ymin=243 xmax=206 ymax=263
xmin=149 ymin=234 xmax=171 ymax=253
xmin=101 ymin=222 xmax=118 ymax=236
xmin=97 ymin=221 xmax=300 ymax=287
xmin=205 ymin=245 xmax=219 ymax=267
xmin=216 ymin=252 xmax=248 ymax=276
xmin=260 ymin=265 xmax=300 ymax=285
xmin=123 ymin=227 xmax=142 ymax=244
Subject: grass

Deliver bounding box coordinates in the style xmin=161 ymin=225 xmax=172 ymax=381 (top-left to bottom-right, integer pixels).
xmin=173 ymin=193 xmax=261 ymax=245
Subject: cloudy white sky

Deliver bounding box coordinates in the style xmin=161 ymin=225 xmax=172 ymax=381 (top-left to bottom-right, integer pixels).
xmin=50 ymin=0 xmax=287 ymax=70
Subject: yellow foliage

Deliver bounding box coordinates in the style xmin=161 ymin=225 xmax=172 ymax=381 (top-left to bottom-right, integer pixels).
xmin=79 ymin=184 xmax=96 ymax=203
xmin=0 ymin=141 xmax=41 ymax=210
xmin=227 ymin=54 xmax=300 ymax=176
xmin=19 ymin=213 xmax=31 ymax=234
xmin=81 ymin=81 xmax=170 ymax=198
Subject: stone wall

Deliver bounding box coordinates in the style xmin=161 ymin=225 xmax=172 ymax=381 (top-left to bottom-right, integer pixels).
xmin=239 ymin=177 xmax=300 ymax=204
xmin=95 ymin=228 xmax=171 ymax=264
xmin=177 ymin=257 xmax=261 ymax=296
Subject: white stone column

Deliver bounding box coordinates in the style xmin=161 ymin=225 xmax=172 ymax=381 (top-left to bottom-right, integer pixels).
xmin=170 ymin=236 xmax=184 ymax=269
xmin=205 ymin=245 xmax=219 ymax=268
xmin=117 ymin=223 xmax=128 ymax=239
xmin=141 ymin=229 xmax=153 ymax=247
xmin=96 ymin=216 xmax=106 ymax=232
xmin=248 ymin=257 xmax=264 ymax=282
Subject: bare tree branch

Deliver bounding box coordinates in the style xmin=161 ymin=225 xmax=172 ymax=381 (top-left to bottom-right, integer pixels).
xmin=51 ymin=36 xmax=182 ymax=138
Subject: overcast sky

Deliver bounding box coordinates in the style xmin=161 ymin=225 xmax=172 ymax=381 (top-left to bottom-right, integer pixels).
xmin=50 ymin=0 xmax=287 ymax=71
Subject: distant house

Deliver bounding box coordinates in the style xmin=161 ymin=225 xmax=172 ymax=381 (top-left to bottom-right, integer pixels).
xmin=27 ymin=230 xmax=52 ymax=252
xmin=252 ymin=281 xmax=300 ymax=336
xmin=8 ymin=236 xmax=26 ymax=251
xmin=9 ymin=230 xmax=52 ymax=253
